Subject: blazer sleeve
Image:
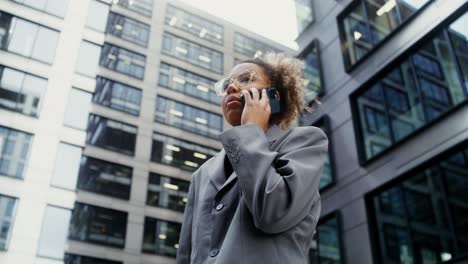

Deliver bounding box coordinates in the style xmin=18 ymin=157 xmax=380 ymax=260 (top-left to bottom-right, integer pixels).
xmin=219 ymin=124 xmax=328 ymax=234
xmin=176 ymin=174 xmax=196 ymax=264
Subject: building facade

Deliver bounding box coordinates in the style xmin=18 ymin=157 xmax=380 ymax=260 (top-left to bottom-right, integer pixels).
xmin=295 ymin=0 xmax=467 ymax=263
xmin=0 ymin=0 xmax=291 ymax=263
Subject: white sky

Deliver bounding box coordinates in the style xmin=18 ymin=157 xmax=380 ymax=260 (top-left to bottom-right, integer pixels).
xmin=180 ymin=0 xmax=299 ymax=50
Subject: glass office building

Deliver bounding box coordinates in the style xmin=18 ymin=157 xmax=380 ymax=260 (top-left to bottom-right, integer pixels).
xmin=295 ymin=0 xmax=468 ymax=263
xmin=0 ymin=0 xmax=290 ymax=263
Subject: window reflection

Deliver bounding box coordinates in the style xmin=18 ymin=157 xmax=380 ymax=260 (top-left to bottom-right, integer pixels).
xmin=155 ymin=96 xmax=223 ymax=139
xmin=151 ymin=132 xmax=217 ymax=171
xmin=100 ymin=43 xmax=146 ymax=79
xmin=69 ymin=203 xmax=127 ymax=248
xmin=294 ymin=0 xmax=314 ymax=34
xmin=0 ymin=66 xmax=47 ymax=117
xmin=0 ymin=126 xmax=32 ymax=179
xmin=370 ymin=143 xmax=468 ymax=263
xmin=0 ymin=11 xmax=59 ymax=64
xmin=77 ymin=156 xmax=133 ymax=200
xmin=106 ymin=12 xmax=150 ymax=47
xmin=339 ymin=0 xmax=431 ymax=70
xmin=300 ymin=40 xmax=323 ymax=103
xmin=354 ymin=12 xmax=467 ymax=162
xmin=158 ymin=62 xmax=220 ymax=105
xmin=115 ymin=0 xmax=153 ymax=17
xmin=94 ymin=77 xmax=142 ymax=116
xmin=234 ymin=32 xmax=280 ymax=58
xmin=0 ymin=194 xmax=16 ymax=250
xmin=161 ymin=32 xmax=223 ymax=74
xmin=86 ymin=114 xmax=137 ymax=156
xmin=142 ymin=217 xmax=181 ymax=257
xmin=146 ymin=173 xmax=189 ymax=212
xmin=316 ymin=214 xmax=343 ymax=264
xmin=165 ymin=4 xmax=223 ymax=45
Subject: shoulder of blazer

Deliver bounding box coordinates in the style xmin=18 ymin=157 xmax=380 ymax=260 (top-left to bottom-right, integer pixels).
xmin=273 ymin=126 xmax=328 ymax=153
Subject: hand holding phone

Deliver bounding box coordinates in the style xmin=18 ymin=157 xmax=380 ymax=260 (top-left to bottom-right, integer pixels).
xmin=240 ymin=87 xmax=280 ymax=114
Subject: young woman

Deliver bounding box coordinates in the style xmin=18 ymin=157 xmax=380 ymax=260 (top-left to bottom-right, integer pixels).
xmin=176 ymin=53 xmax=328 ymax=264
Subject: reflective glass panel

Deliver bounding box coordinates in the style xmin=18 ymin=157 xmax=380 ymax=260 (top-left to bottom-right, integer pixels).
xmin=94 ymin=77 xmax=142 ymax=116
xmin=142 ymin=217 xmax=181 ymax=257
xmin=234 ymin=32 xmax=281 ymax=58
xmin=147 ymin=173 xmax=189 ymax=212
xmin=106 ymin=12 xmax=150 ymax=47
xmin=317 ymin=215 xmax=343 ymax=264
xmin=294 ymin=0 xmax=313 ymax=34
xmin=301 ymin=41 xmax=323 ymax=102
xmin=448 ymin=13 xmax=468 ymax=92
xmin=100 ymin=43 xmax=146 ymax=79
xmin=0 ymin=126 xmax=32 ymax=178
xmin=0 ymin=195 xmax=16 ymax=250
xmin=115 ymin=0 xmax=152 ymax=17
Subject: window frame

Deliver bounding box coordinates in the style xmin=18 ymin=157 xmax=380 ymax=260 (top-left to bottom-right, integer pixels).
xmin=315 ymin=211 xmax=346 ymax=264
xmin=141 ymin=216 xmax=182 ymax=257
xmin=93 ymin=76 xmax=142 ymax=116
xmin=0 ymin=194 xmax=18 ymax=251
xmin=350 ymin=4 xmax=468 ymax=165
xmin=337 ymin=0 xmax=434 ymax=72
xmin=311 ymin=116 xmax=336 ymax=192
xmin=105 ymin=11 xmax=150 ymax=47
xmin=99 ymin=42 xmax=146 ymax=80
xmin=0 ymin=125 xmax=33 ymax=179
xmin=297 ymin=39 xmax=325 ymax=104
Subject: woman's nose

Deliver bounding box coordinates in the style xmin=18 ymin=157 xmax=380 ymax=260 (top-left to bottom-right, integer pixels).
xmin=226 ymin=83 xmax=240 ymax=95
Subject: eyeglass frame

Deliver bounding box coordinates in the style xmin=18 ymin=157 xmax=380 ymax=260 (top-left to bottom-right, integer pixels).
xmin=214 ymin=70 xmax=258 ymax=96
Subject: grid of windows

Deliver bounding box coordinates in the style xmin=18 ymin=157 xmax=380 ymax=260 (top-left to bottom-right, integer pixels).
xmin=314 ymin=213 xmax=344 ymax=264
xmin=11 ymin=0 xmax=69 ymax=18
xmin=151 ymin=133 xmax=217 ymax=171
xmin=0 ymin=194 xmax=16 ymax=250
xmin=0 ymin=66 xmax=47 ymax=117
xmin=69 ymin=203 xmax=127 ymax=248
xmin=0 ymin=126 xmax=32 ymax=179
xmin=299 ymin=40 xmax=323 ymax=103
xmin=65 ymin=253 xmax=123 ymax=264
xmin=161 ymin=32 xmax=223 ymax=74
xmin=100 ymin=43 xmax=146 ymax=79
xmin=0 ymin=11 xmax=59 ymax=64
xmin=77 ymin=156 xmax=132 ymax=200
xmin=146 ymin=173 xmax=190 ymax=212
xmin=155 ymin=96 xmax=223 ymax=138
xmin=368 ymin=141 xmax=468 ymax=263
xmin=165 ymin=4 xmax=224 ymax=45
xmin=234 ymin=32 xmax=280 ymax=58
xmin=86 ymin=114 xmax=137 ymax=156
xmin=158 ymin=62 xmax=220 ymax=105
xmin=338 ymin=0 xmax=432 ymax=70
xmin=85 ymin=0 xmax=110 ymax=32
xmin=94 ymin=77 xmax=142 ymax=116
xmin=294 ymin=0 xmax=313 ymax=34
xmin=352 ymin=12 xmax=468 ymax=163
xmin=115 ymin=0 xmax=153 ymax=17
xmin=142 ymin=217 xmax=181 ymax=257
xmin=106 ymin=12 xmax=150 ymax=47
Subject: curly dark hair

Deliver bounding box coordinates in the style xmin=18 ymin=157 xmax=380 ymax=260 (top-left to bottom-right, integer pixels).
xmin=239 ymin=53 xmax=307 ymax=129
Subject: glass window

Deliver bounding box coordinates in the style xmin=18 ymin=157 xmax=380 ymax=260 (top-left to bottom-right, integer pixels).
xmin=11 ymin=0 xmax=69 ymax=17
xmin=77 ymin=156 xmax=132 ymax=200
xmin=94 ymin=77 xmax=142 ymax=116
xmin=106 ymin=12 xmax=150 ymax=47
xmin=147 ymin=173 xmax=189 ymax=212
xmin=158 ymin=62 xmax=220 ymax=105
xmin=353 ymin=11 xmax=468 ymax=162
xmin=339 ymin=0 xmax=432 ymax=70
xmin=50 ymin=143 xmax=82 ymax=190
xmin=85 ymin=0 xmax=110 ymax=32
xmin=0 ymin=126 xmax=32 ymax=179
xmin=86 ymin=114 xmax=137 ymax=156
xmin=300 ymin=40 xmax=323 ymax=103
xmin=65 ymin=253 xmax=123 ymax=264
xmin=161 ymin=32 xmax=223 ymax=74
xmin=115 ymin=0 xmax=153 ymax=17
xmin=0 ymin=11 xmax=59 ymax=64
xmin=0 ymin=66 xmax=47 ymax=117
xmin=369 ymin=142 xmax=468 ymax=263
xmin=142 ymin=217 xmax=181 ymax=257
xmin=294 ymin=0 xmax=313 ymax=34
xmin=316 ymin=213 xmax=344 ymax=264
xmin=448 ymin=13 xmax=468 ymax=93
xmin=100 ymin=43 xmax=146 ymax=79
xmin=151 ymin=133 xmax=217 ymax=171
xmin=165 ymin=5 xmax=224 ymax=45
xmin=234 ymin=32 xmax=281 ymax=58
xmin=312 ymin=117 xmax=334 ymax=191
xmin=0 ymin=195 xmax=16 ymax=250
xmin=37 ymin=206 xmax=71 ymax=259
xmin=69 ymin=203 xmax=127 ymax=248
xmin=75 ymin=41 xmax=102 ymax=77
xmin=63 ymin=88 xmax=92 ymax=130
xmin=154 ymin=96 xmax=223 ymax=139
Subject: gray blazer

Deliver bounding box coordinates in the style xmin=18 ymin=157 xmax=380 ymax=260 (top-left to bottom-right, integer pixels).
xmin=176 ymin=124 xmax=328 ymax=264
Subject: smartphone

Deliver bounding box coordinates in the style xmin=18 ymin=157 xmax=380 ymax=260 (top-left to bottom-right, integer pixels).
xmin=240 ymin=87 xmax=280 ymax=114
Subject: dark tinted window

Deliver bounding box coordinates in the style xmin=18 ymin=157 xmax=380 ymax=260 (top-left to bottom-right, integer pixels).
xmin=69 ymin=203 xmax=127 ymax=248
xmin=299 ymin=40 xmax=323 ymax=103
xmin=86 ymin=114 xmax=137 ymax=156
xmin=147 ymin=173 xmax=190 ymax=212
xmin=77 ymin=156 xmax=132 ymax=200
xmin=142 ymin=217 xmax=181 ymax=257
xmin=316 ymin=214 xmax=344 ymax=264
xmin=94 ymin=77 xmax=142 ymax=116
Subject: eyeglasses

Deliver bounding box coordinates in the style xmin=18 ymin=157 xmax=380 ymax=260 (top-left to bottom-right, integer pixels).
xmin=214 ymin=70 xmax=256 ymax=96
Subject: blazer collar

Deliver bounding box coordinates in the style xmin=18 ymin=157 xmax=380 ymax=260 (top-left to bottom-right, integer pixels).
xmin=208 ymin=125 xmax=286 ymax=191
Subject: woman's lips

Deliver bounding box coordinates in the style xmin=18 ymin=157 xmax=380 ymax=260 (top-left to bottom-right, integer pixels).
xmin=226 ymin=95 xmax=241 ymax=107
